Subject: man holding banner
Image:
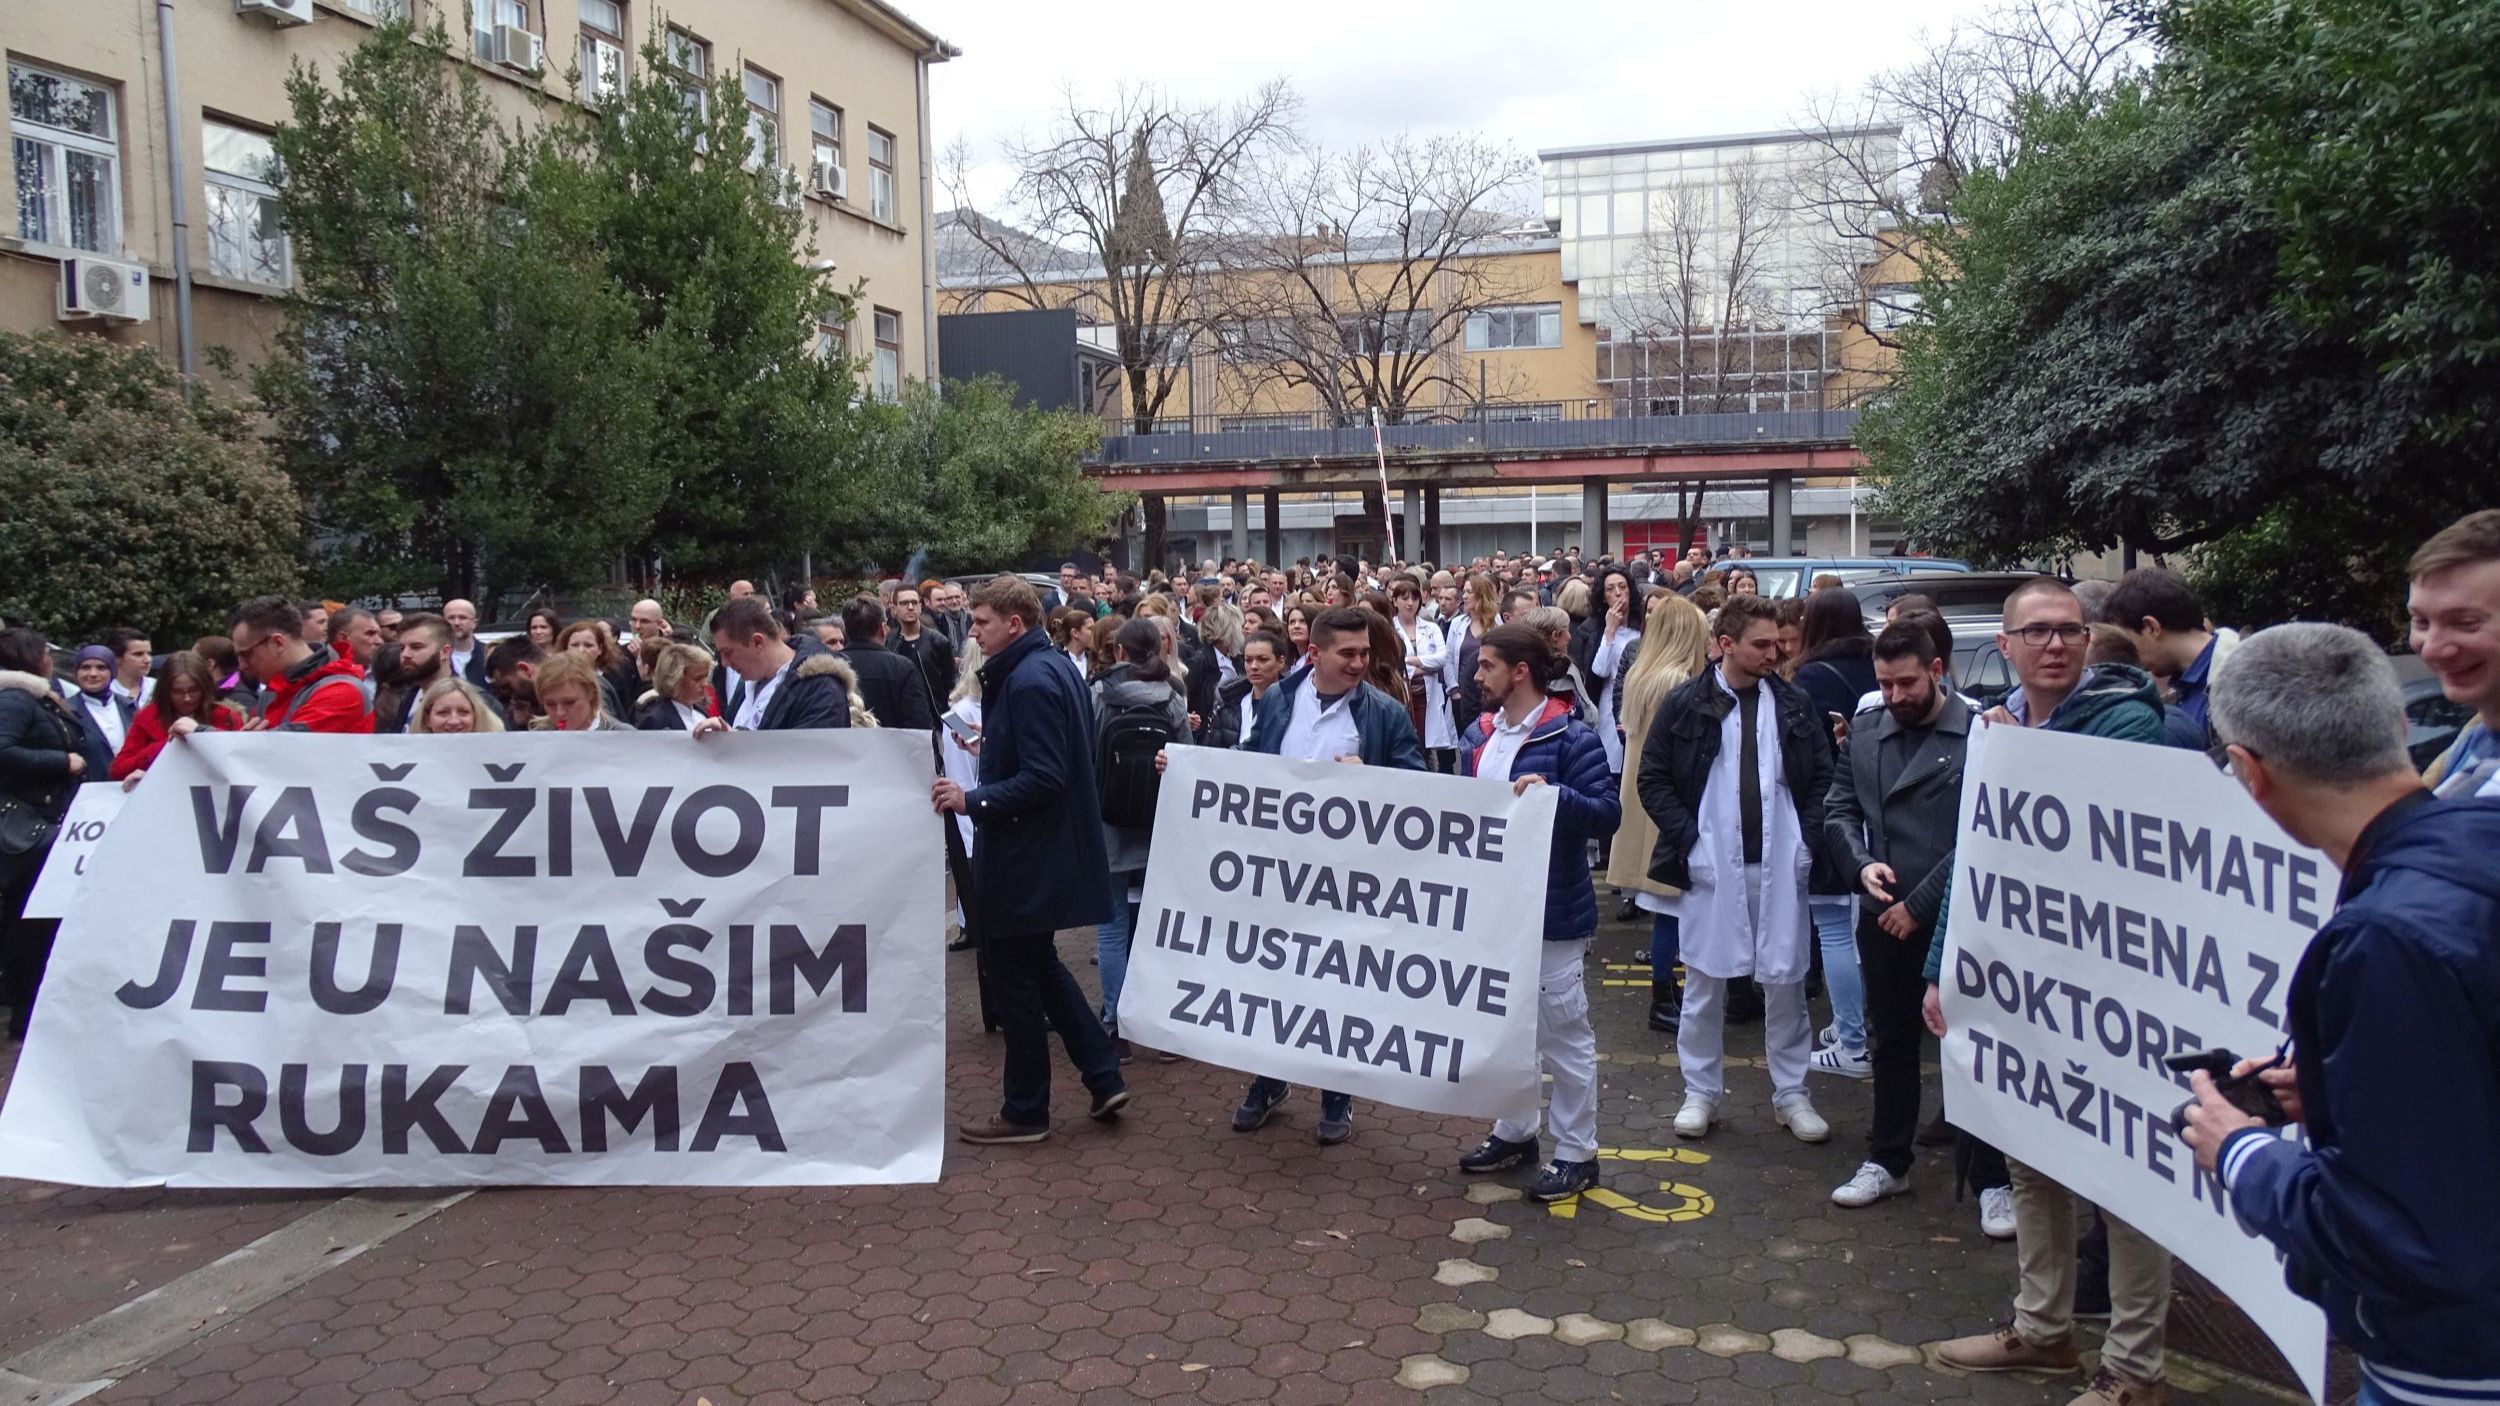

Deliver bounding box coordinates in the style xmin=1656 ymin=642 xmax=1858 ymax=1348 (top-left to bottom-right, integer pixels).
xmin=2184 ymin=624 xmax=2500 ymax=1406
xmin=1452 ymin=624 xmax=1618 ymax=1202
xmin=1932 ymin=577 xmax=2196 ymax=1406
xmin=1229 ymin=606 xmax=1425 ymax=1145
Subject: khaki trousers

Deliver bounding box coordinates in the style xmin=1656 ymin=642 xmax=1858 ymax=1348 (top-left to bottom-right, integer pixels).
xmin=2008 ymin=1158 xmax=2171 ymax=1383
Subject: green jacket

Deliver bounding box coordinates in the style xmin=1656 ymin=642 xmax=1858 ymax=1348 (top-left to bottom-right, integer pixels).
xmin=1924 ymin=665 xmax=2183 ymax=982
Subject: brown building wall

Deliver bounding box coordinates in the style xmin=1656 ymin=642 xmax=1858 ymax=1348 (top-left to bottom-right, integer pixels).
xmin=2 ymin=0 xmax=946 ymax=394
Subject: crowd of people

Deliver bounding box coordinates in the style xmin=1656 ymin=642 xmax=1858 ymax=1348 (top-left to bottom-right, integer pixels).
xmin=0 ymin=514 xmax=2493 ymax=1406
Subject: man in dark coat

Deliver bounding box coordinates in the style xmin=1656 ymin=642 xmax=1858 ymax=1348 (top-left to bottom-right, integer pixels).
xmin=933 ymin=575 xmax=1128 ymax=1144
xmin=838 ymin=596 xmax=938 ymax=731
xmin=888 ymin=585 xmax=957 ymax=710
xmin=695 ymin=598 xmax=851 ymax=734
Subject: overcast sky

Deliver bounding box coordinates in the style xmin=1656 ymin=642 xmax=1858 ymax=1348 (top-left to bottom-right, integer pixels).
xmin=917 ymin=0 xmax=1977 ymax=211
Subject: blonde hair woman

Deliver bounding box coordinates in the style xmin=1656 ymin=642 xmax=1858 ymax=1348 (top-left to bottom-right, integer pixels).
xmin=409 ymin=678 xmax=506 ymax=734
xmin=636 ymin=642 xmax=717 ymax=732
xmin=1605 ymin=592 xmax=1709 ymax=1034
xmin=528 ymin=655 xmax=626 ymax=731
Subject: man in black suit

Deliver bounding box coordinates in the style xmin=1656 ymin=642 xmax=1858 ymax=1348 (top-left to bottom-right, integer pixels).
xmin=837 ymin=596 xmax=938 ymax=731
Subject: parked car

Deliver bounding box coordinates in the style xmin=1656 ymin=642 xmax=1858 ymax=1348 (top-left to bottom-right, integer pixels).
xmin=2394 ymin=654 xmax=2476 ymax=772
xmin=1707 ymin=556 xmax=1970 ymax=600
xmin=1851 ymin=571 xmax=2064 ymax=627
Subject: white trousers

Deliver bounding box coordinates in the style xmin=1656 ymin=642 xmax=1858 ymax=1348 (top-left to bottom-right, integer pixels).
xmin=1678 ymin=972 xmax=1812 ymax=1106
xmin=1491 ymin=939 xmax=1599 ymax=1162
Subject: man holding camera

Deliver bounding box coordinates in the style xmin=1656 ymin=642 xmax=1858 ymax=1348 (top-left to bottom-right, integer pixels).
xmin=2181 ymin=621 xmax=2500 ymax=1406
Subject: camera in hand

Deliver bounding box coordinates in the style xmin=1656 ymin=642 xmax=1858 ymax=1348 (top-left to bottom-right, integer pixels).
xmin=2164 ymin=1047 xmax=2290 ymax=1135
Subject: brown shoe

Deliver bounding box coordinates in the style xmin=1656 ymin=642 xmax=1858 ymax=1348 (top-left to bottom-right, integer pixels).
xmin=957 ymin=1118 xmax=1049 ymax=1145
xmin=2067 ymin=1369 xmax=2167 ymax=1406
xmin=1933 ymin=1324 xmax=2082 ymax=1374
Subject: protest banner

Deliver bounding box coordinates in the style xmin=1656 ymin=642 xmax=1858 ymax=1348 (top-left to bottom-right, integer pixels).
xmin=1941 ymin=725 xmax=2328 ymax=1400
xmin=1120 ymin=746 xmax=1551 ymax=1120
xmin=0 ymin=730 xmax=945 ymax=1189
xmin=22 ymin=783 xmax=127 ymax=920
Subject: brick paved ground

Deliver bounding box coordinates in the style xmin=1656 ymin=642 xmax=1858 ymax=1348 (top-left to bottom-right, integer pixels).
xmin=1 ymin=913 xmax=2314 ymax=1405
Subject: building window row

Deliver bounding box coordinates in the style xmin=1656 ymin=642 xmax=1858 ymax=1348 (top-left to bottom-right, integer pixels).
xmin=10 ymin=63 xmax=119 ymax=256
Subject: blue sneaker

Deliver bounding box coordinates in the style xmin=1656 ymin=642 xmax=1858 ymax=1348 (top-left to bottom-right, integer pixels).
xmin=1527 ymin=1159 xmax=1599 ymax=1202
xmin=1458 ymin=1133 xmax=1539 ymax=1173
xmin=1233 ymin=1081 xmax=1290 ymax=1132
xmin=1315 ymin=1095 xmax=1354 ymax=1146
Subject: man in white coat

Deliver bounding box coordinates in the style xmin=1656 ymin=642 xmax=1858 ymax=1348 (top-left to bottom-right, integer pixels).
xmin=1391 ymin=578 xmax=1456 ymax=771
xmin=1634 ymin=594 xmax=1837 ymax=1143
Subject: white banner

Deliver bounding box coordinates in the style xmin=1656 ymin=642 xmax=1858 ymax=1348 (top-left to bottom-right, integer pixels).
xmin=1942 ymin=725 xmax=2328 ymax=1400
xmin=0 ymin=730 xmax=945 ymax=1188
xmin=22 ymin=783 xmax=128 ymax=920
xmin=1121 ymin=747 xmax=1551 ymax=1119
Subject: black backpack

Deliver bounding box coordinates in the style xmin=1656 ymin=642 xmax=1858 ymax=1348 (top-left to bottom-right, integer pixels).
xmin=1096 ymin=687 xmax=1179 ymax=829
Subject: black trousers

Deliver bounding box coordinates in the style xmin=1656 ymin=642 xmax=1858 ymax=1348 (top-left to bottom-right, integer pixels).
xmin=981 ymin=931 xmax=1122 ymax=1127
xmin=1857 ymin=914 xmax=1936 ymax=1177
xmin=1 ymin=846 xmax=57 ymax=1041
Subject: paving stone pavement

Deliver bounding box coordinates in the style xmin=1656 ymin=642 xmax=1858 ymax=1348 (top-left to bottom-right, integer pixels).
xmin=0 ymin=912 xmax=2314 ymax=1406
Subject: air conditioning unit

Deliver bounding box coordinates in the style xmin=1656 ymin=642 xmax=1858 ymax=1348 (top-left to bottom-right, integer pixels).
xmin=58 ymin=257 xmax=151 ymax=324
xmin=812 ymin=158 xmax=848 ymax=201
xmin=236 ymin=0 xmax=314 ymax=26
xmin=492 ymin=24 xmax=545 ymax=73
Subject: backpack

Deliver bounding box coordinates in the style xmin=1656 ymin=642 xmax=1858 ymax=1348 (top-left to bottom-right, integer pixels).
xmin=1096 ymin=686 xmax=1180 ymax=829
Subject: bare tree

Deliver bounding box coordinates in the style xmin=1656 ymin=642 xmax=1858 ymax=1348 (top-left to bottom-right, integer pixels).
xmin=941 ymin=82 xmax=1298 ymax=439
xmin=1793 ymin=0 xmax=2144 ymax=349
xmin=1613 ymin=154 xmax=1788 ymax=415
xmin=1208 ymin=133 xmax=1541 ymax=429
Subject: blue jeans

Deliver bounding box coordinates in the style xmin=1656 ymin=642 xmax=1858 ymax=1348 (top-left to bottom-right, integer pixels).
xmin=1096 ymin=891 xmax=1140 ymax=1035
xmin=1649 ymin=911 xmax=1681 ymax=972
xmin=1813 ymin=898 xmax=1866 ymax=1052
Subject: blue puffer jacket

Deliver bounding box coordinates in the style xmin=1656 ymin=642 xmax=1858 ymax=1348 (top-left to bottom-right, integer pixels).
xmin=1459 ymin=696 xmax=1621 ymax=940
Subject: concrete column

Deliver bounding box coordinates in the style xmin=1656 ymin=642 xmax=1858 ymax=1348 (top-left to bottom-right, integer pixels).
xmin=1581 ymin=479 xmax=1608 ymax=557
xmin=1230 ymin=489 xmax=1251 ymax=563
xmin=1263 ymin=488 xmax=1282 ymax=565
xmin=1401 ymin=484 xmax=1424 ymax=563
xmin=1768 ymin=473 xmax=1794 ymax=555
xmin=1423 ymin=484 xmax=1443 ymax=564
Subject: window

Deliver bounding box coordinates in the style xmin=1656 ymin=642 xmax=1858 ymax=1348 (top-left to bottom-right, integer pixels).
xmin=1463 ymin=303 xmax=1563 ymax=351
xmin=337 ymin=0 xmax=412 ymax=18
xmin=1338 ymin=311 xmax=1429 ymax=358
xmin=868 ymin=126 xmax=896 ymax=223
xmin=473 ymin=0 xmax=532 ymax=60
xmin=872 ymin=306 xmax=901 ymax=399
xmin=814 ymin=315 xmax=848 ymax=363
xmin=665 ymin=29 xmax=709 ymax=133
xmin=808 ymin=100 xmax=842 ymax=196
xmin=741 ymin=67 xmax=779 ymax=168
xmin=10 ymin=63 xmax=119 ymax=254
xmin=578 ymin=0 xmax=626 ymax=105
xmin=202 ymin=120 xmax=286 ymax=285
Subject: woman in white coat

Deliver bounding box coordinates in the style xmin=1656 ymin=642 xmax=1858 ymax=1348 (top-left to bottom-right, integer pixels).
xmin=1391 ymin=578 xmax=1455 ymax=770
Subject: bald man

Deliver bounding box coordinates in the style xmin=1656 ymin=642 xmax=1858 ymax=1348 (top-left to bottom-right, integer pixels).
xmin=728 ymin=580 xmax=755 ymax=602
xmin=629 ymin=598 xmax=670 ymax=646
xmin=442 ymin=598 xmax=489 ymax=687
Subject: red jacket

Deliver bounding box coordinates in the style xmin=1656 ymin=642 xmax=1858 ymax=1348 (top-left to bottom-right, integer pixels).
xmin=110 ymin=703 xmax=245 ymax=779
xmin=261 ymin=651 xmax=374 ymax=734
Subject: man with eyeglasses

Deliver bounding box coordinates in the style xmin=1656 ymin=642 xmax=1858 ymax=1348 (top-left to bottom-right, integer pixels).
xmin=225 ymin=596 xmax=374 ymax=735
xmin=1931 ymin=575 xmax=2187 ymax=1406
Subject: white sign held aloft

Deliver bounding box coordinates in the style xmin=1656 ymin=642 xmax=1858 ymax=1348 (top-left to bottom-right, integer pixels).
xmin=22 ymin=782 xmax=128 ymax=920
xmin=1121 ymin=746 xmax=1551 ymax=1120
xmin=0 ymin=730 xmax=947 ymax=1188
xmin=1942 ymin=724 xmax=2328 ymax=1401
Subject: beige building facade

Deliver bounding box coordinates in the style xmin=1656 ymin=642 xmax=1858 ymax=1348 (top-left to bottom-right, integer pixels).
xmin=3 ymin=0 xmax=952 ymax=392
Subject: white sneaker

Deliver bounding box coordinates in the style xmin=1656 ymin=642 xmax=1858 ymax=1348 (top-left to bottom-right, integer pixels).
xmin=1810 ymin=1045 xmax=1872 ymax=1079
xmin=1817 ymin=1022 xmax=1839 ymax=1048
xmin=1774 ymin=1098 xmax=1831 ymax=1143
xmin=1672 ymin=1093 xmax=1718 ymax=1139
xmin=1980 ymin=1185 xmax=2016 ymax=1240
xmin=1830 ymin=1160 xmax=1909 ymax=1207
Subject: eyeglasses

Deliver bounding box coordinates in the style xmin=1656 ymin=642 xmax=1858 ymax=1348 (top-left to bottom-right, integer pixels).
xmin=2007 ymin=623 xmax=2090 ymax=647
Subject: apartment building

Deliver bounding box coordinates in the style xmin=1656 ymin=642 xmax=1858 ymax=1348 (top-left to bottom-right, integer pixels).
xmin=3 ymin=0 xmax=954 ymax=391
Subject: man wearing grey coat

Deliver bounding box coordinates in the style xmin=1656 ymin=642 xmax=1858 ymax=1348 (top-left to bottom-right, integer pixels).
xmin=1822 ymin=619 xmax=1974 ymax=1209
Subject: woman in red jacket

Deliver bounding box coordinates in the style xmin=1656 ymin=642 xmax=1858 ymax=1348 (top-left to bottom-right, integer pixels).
xmin=112 ymin=651 xmax=245 ymax=785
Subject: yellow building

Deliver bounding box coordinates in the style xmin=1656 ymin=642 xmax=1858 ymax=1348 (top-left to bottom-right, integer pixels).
xmin=3 ymin=0 xmax=953 ymax=391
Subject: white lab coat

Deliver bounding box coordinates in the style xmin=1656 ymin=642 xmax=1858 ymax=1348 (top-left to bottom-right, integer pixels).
xmin=1398 ymin=615 xmax=1454 ymax=750
xmin=1658 ymin=671 xmax=1813 ymax=984
xmin=940 ymin=696 xmax=983 ymax=850
xmin=1588 ymin=624 xmax=1634 ymax=774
